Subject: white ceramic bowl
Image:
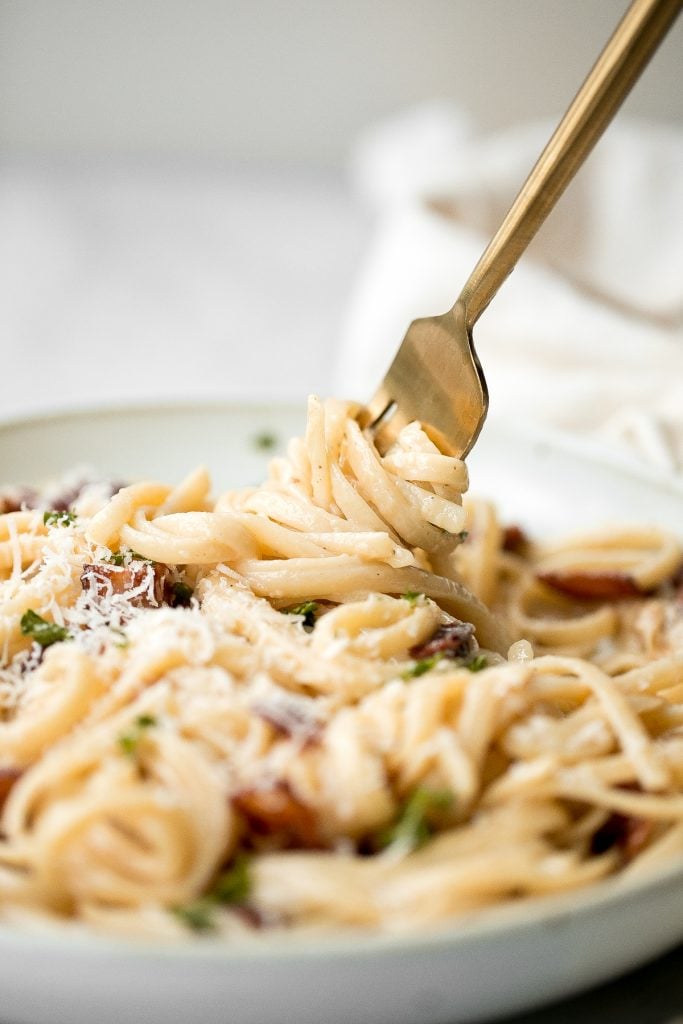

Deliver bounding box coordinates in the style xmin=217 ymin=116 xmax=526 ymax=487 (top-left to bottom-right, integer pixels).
xmin=2 ymin=401 xmax=683 ymax=1024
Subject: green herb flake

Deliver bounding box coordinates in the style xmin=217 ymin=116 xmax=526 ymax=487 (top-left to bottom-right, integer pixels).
xmin=171 ymin=899 xmax=216 ymax=933
xmin=43 ymin=510 xmax=77 ymax=527
xmin=117 ymin=734 xmax=138 ymax=758
xmin=457 ymin=530 xmax=469 ymax=542
xmin=211 ymin=855 xmax=251 ymax=905
xmin=170 ymin=581 xmax=194 ymax=607
xmin=130 ymin=550 xmax=152 ymax=563
xmin=283 ymin=600 xmax=319 ymax=630
xmin=118 ymin=714 xmax=157 ymax=758
xmin=402 ymin=653 xmax=443 ymax=679
xmin=171 ymin=855 xmax=252 ymax=933
xmin=253 ymin=431 xmax=277 ymax=452
xmin=402 ymin=591 xmax=424 ymax=606
xmin=467 ymin=653 xmax=488 ymax=672
xmin=379 ymin=788 xmax=453 ymax=853
xmin=110 ymin=627 xmax=129 ymax=649
xmin=20 ymin=609 xmax=70 ymax=648
xmin=106 ymin=548 xmax=152 ymax=565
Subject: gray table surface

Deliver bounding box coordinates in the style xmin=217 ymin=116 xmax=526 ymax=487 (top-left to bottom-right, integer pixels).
xmin=502 ymin=943 xmax=683 ymax=1024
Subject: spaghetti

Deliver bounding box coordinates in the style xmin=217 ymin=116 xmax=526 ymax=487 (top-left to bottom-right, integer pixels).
xmin=1 ymin=396 xmax=683 ymax=939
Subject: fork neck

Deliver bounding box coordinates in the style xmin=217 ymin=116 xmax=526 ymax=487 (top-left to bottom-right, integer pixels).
xmin=456 ymin=0 xmax=680 ymax=330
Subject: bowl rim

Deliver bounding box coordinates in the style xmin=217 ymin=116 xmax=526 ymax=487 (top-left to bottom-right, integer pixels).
xmin=1 ymin=397 xmax=683 ymax=963
xmin=1 ymin=397 xmax=681 ymax=498
xmin=1 ymin=856 xmax=682 ymax=964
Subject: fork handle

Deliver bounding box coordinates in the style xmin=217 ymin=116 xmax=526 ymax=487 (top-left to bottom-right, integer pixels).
xmin=458 ymin=0 xmax=681 ymax=328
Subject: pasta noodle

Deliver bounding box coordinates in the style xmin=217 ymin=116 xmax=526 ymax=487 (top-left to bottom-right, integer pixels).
xmin=1 ymin=395 xmax=683 ymax=940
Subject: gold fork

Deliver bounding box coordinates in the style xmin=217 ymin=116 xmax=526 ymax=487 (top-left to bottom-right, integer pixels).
xmin=363 ymin=0 xmax=681 ymax=457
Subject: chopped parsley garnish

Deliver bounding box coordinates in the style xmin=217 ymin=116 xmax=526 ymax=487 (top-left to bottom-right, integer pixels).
xmin=172 ymin=899 xmax=216 ymax=933
xmin=402 ymin=651 xmax=487 ymax=679
xmin=402 ymin=653 xmax=443 ymax=679
xmin=43 ymin=510 xmax=77 ymax=527
xmin=106 ymin=549 xmax=151 ymax=565
xmin=20 ymin=610 xmax=70 ymax=648
xmin=170 ymin=581 xmax=193 ymax=607
xmin=378 ymin=788 xmax=453 ymax=853
xmin=136 ymin=713 xmax=157 ymax=728
xmin=118 ymin=714 xmax=157 ymax=757
xmin=467 ymin=653 xmax=488 ymax=672
xmin=283 ymin=600 xmax=319 ymax=630
xmin=253 ymin=431 xmax=277 ymax=452
xmin=172 ymin=855 xmax=252 ymax=932
xmin=402 ymin=591 xmax=424 ymax=606
xmin=110 ymin=628 xmax=129 ymax=649
xmin=212 ymin=855 xmax=252 ymax=905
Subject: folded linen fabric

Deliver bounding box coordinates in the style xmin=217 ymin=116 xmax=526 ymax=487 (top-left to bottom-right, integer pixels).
xmin=337 ymin=103 xmax=683 ymax=474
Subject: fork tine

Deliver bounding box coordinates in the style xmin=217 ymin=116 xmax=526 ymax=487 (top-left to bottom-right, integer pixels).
xmin=360 ymin=301 xmax=488 ymax=458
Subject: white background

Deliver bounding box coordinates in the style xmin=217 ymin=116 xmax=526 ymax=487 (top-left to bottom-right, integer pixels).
xmin=0 ymin=1 xmax=681 ymax=417
xmin=2 ymin=0 xmax=682 ymax=164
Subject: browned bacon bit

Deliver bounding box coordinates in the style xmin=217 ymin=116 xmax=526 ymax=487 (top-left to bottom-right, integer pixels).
xmin=233 ymin=781 xmax=322 ymax=849
xmin=0 ymin=768 xmax=22 ymax=813
xmin=81 ymin=562 xmax=170 ymax=608
xmin=409 ymin=620 xmax=477 ymax=661
xmin=46 ymin=479 xmax=90 ymax=513
xmin=669 ymin=560 xmax=683 ymax=589
xmin=623 ymin=817 xmax=656 ymax=860
xmin=106 ymin=481 xmax=128 ymax=499
xmin=537 ymin=570 xmax=642 ymax=601
xmin=502 ymin=524 xmax=530 ymax=555
xmin=667 ymin=560 xmax=683 ymax=603
xmin=232 ymin=905 xmax=267 ymax=930
xmin=251 ymin=700 xmax=322 ymax=747
xmin=590 ymin=813 xmax=655 ymax=861
xmin=0 ymin=487 xmax=40 ymax=514
xmin=46 ymin=478 xmax=127 ymax=513
xmin=19 ymin=642 xmax=46 ymax=674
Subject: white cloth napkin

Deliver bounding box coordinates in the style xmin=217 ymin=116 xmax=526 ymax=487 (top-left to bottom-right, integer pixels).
xmin=336 ymin=103 xmax=683 ymax=475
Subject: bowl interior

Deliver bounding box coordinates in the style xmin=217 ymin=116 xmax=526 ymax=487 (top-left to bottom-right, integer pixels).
xmin=2 ymin=400 xmax=683 ymax=1024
